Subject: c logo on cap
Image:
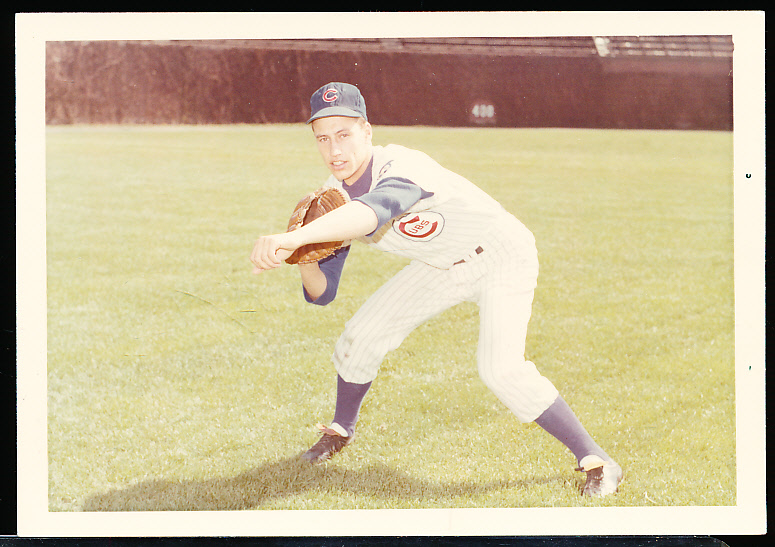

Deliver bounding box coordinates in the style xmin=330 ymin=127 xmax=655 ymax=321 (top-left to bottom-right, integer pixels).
xmin=322 ymin=89 xmax=338 ymax=103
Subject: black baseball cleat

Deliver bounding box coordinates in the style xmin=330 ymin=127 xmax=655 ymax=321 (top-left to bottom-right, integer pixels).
xmin=577 ymin=456 xmax=623 ymax=497
xmin=300 ymin=424 xmax=353 ymax=464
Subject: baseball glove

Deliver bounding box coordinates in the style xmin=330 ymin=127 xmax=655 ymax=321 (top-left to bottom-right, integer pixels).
xmin=284 ymin=186 xmax=349 ymax=265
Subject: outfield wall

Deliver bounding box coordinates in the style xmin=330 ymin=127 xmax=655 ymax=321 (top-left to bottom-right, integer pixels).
xmin=45 ymin=40 xmax=733 ymax=130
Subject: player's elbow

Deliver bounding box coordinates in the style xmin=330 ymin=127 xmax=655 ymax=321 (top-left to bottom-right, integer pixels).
xmin=350 ymin=200 xmax=379 ymax=237
xmin=301 ymin=246 xmax=348 ymax=306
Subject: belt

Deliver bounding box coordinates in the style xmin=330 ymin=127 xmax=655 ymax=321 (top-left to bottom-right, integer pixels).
xmin=453 ymin=246 xmax=484 ymax=265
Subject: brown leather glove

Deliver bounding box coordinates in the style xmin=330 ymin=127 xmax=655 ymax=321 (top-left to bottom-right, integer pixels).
xmin=284 ymin=186 xmax=349 ymax=265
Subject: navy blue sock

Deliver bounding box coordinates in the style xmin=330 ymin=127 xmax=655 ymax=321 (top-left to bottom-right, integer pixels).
xmin=332 ymin=375 xmax=372 ymax=437
xmin=534 ymin=396 xmax=609 ymax=465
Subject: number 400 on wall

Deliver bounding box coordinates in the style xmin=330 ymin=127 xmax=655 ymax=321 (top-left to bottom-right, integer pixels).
xmin=470 ymin=100 xmax=496 ymax=125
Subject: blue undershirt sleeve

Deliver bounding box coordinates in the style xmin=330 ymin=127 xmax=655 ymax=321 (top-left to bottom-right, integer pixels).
xmin=354 ymin=177 xmax=433 ymax=236
xmin=303 ymin=245 xmax=350 ymax=306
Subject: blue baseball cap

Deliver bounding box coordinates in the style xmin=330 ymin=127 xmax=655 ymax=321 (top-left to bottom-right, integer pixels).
xmin=307 ymin=82 xmax=368 ymax=124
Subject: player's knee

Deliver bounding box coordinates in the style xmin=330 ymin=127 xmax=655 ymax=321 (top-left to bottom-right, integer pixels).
xmin=478 ymin=367 xmax=509 ymax=393
xmin=477 ymin=357 xmax=533 ymax=391
xmin=333 ymin=335 xmax=354 ymax=364
xmin=333 ymin=335 xmax=386 ymax=379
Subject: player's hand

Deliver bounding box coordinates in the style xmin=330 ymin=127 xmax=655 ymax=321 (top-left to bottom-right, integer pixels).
xmin=249 ymin=233 xmax=299 ymax=274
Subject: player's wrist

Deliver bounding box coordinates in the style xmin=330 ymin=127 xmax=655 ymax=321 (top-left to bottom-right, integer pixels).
xmin=283 ymin=229 xmax=306 ymax=250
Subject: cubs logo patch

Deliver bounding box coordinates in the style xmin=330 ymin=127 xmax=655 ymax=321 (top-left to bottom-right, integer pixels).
xmin=393 ymin=211 xmax=444 ymax=241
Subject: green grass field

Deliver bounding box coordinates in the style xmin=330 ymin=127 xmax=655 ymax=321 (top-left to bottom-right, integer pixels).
xmin=45 ymin=124 xmax=735 ymax=512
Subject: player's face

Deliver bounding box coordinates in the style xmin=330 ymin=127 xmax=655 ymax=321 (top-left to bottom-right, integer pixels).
xmin=311 ymin=116 xmax=373 ymax=185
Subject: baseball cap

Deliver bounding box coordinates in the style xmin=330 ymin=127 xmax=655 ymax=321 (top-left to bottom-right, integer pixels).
xmin=307 ymin=82 xmax=368 ymax=124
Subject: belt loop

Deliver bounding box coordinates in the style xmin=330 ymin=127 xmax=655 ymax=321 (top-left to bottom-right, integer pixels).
xmin=453 ymin=246 xmax=484 ymax=266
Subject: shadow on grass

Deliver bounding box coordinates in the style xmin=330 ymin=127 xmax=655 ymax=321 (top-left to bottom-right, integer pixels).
xmin=82 ymin=456 xmax=565 ymax=511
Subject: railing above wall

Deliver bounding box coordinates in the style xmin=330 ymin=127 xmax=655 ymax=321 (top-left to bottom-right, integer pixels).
xmin=138 ymin=36 xmax=733 ymax=59
xmin=593 ymin=35 xmax=733 ymax=58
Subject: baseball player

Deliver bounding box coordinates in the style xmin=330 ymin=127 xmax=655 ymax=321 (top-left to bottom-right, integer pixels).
xmin=250 ymin=82 xmax=623 ymax=497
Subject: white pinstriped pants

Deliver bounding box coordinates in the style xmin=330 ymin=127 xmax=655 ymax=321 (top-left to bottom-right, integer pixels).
xmin=332 ymin=221 xmax=561 ymax=423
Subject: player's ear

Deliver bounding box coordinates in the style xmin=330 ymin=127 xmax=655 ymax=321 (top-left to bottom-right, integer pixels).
xmin=362 ymin=119 xmax=373 ymax=142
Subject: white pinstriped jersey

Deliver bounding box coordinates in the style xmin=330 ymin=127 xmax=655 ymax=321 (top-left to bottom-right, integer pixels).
xmin=323 ymin=144 xmax=535 ymax=269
